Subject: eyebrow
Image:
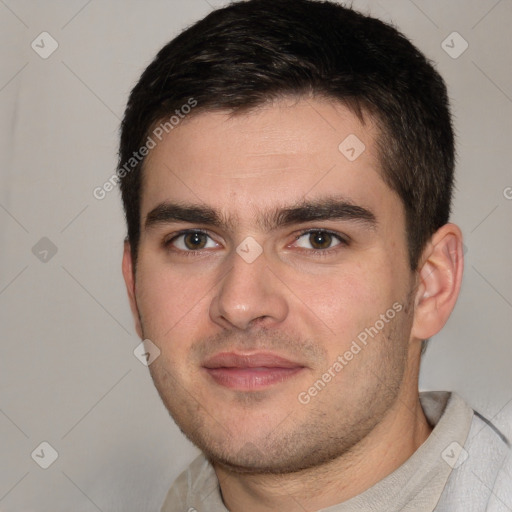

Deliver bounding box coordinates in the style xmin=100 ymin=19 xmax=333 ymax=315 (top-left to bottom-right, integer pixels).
xmin=144 ymin=197 xmax=377 ymax=232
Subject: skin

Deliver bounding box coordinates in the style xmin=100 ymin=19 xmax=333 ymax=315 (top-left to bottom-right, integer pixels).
xmin=122 ymin=97 xmax=464 ymax=511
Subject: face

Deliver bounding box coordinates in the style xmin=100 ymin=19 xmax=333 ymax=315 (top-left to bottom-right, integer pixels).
xmin=125 ymin=97 xmax=419 ymax=473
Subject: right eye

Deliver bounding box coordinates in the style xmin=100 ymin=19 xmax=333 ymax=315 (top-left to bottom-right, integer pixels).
xmin=165 ymin=230 xmax=219 ymax=252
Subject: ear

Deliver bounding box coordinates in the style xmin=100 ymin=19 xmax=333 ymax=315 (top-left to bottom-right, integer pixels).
xmin=411 ymin=223 xmax=464 ymax=341
xmin=122 ymin=240 xmax=143 ymax=339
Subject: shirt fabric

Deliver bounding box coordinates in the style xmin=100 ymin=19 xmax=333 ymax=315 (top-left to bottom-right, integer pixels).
xmin=160 ymin=391 xmax=512 ymax=512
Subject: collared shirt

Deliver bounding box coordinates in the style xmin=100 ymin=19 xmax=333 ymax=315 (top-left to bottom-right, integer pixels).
xmin=161 ymin=391 xmax=512 ymax=512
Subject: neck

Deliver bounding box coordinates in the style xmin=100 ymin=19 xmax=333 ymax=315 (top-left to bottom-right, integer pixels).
xmin=213 ymin=389 xmax=432 ymax=512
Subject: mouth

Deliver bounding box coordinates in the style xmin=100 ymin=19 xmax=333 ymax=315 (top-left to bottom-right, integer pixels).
xmin=202 ymin=352 xmax=306 ymax=391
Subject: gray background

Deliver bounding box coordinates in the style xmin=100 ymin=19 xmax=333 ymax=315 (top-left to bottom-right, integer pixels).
xmin=0 ymin=0 xmax=511 ymax=510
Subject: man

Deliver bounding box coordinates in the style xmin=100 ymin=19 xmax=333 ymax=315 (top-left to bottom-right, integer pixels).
xmin=119 ymin=0 xmax=511 ymax=510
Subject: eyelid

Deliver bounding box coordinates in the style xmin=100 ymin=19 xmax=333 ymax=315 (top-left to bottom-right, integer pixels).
xmin=162 ymin=228 xmax=349 ymax=255
xmin=163 ymin=228 xmax=221 ymax=251
xmin=164 ymin=227 xmax=207 ymax=242
xmin=292 ymin=228 xmax=350 ymax=245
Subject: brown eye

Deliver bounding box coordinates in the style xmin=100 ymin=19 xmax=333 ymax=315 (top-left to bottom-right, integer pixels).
xmin=183 ymin=232 xmax=208 ymax=250
xmin=309 ymin=231 xmax=333 ymax=249
xmin=294 ymin=230 xmax=345 ymax=251
xmin=167 ymin=231 xmax=218 ymax=252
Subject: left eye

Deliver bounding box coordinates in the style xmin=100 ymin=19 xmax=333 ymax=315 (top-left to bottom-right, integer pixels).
xmin=169 ymin=231 xmax=218 ymax=251
xmin=294 ymin=231 xmax=344 ymax=250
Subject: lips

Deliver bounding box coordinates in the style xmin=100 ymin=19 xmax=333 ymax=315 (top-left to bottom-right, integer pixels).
xmin=202 ymin=352 xmax=305 ymax=390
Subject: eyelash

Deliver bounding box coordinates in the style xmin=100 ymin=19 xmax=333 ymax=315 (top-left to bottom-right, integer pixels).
xmin=294 ymin=228 xmax=349 ymax=256
xmin=163 ymin=229 xmax=214 ymax=257
xmin=162 ymin=228 xmax=350 ymax=257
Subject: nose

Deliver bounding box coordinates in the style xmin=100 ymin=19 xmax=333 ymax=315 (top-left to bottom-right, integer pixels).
xmin=209 ymin=246 xmax=289 ymax=330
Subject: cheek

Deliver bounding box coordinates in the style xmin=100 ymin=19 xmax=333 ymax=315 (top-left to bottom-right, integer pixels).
xmin=291 ymin=262 xmax=401 ymax=345
xmin=134 ymin=253 xmax=210 ymax=341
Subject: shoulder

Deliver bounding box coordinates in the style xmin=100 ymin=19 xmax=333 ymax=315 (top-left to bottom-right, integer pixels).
xmin=491 ymin=446 xmax=512 ymax=510
xmin=471 ymin=408 xmax=512 ymax=510
xmin=439 ymin=395 xmax=512 ymax=511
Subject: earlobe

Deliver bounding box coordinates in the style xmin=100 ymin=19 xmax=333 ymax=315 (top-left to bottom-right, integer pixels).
xmin=411 ymin=223 xmax=464 ymax=341
xmin=122 ymin=240 xmax=143 ymax=339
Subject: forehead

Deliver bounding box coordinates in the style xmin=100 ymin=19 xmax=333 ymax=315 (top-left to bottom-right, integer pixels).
xmin=140 ymin=97 xmax=397 ymax=223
